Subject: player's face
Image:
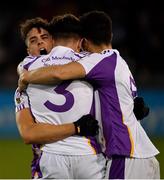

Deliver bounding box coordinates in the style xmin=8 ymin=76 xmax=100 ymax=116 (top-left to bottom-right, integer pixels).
xmin=26 ymin=28 xmax=54 ymax=56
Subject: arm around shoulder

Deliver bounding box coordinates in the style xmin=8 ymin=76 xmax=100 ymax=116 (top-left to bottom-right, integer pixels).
xmin=22 ymin=62 xmax=86 ymax=85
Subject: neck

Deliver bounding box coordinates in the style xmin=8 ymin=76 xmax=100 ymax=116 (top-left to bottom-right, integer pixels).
xmin=89 ymin=43 xmax=112 ymax=53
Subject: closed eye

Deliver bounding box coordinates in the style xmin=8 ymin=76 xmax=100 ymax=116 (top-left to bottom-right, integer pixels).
xmin=29 ymin=37 xmax=37 ymax=44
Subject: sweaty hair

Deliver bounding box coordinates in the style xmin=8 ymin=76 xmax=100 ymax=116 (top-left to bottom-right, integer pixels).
xmin=80 ymin=11 xmax=112 ymax=45
xmin=49 ymin=14 xmax=81 ymax=39
xmin=20 ymin=17 xmax=49 ymax=41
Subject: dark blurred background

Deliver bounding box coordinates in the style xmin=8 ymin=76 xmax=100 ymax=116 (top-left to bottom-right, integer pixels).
xmin=0 ymin=0 xmax=164 ymax=89
xmin=0 ymin=0 xmax=164 ymax=178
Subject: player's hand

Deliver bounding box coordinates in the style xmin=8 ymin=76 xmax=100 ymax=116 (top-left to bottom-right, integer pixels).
xmin=17 ymin=61 xmax=24 ymax=75
xmin=133 ymin=97 xmax=150 ymax=120
xmin=18 ymin=78 xmax=28 ymax=92
xmin=18 ymin=70 xmax=29 ymax=92
xmin=73 ymin=114 xmax=99 ymax=136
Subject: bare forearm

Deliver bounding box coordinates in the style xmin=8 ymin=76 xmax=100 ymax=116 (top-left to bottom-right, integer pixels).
xmin=16 ymin=109 xmax=75 ymax=144
xmin=23 ymin=123 xmax=75 ymax=144
xmin=25 ymin=66 xmax=61 ymax=84
xmin=22 ymin=62 xmax=85 ymax=85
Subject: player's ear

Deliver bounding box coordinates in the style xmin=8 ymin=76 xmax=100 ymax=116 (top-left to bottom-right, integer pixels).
xmin=79 ymin=38 xmax=84 ymax=49
xmin=77 ymin=38 xmax=82 ymax=52
xmin=27 ymin=48 xmax=30 ymax=55
xmin=80 ymin=38 xmax=88 ymax=51
xmin=27 ymin=47 xmax=34 ymax=56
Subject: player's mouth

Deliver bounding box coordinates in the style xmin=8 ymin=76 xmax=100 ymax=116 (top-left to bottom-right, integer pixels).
xmin=40 ymin=48 xmax=47 ymax=55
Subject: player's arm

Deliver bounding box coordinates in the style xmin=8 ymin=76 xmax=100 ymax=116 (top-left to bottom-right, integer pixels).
xmin=16 ymin=108 xmax=75 ymax=144
xmin=16 ymin=108 xmax=99 ymax=144
xmin=18 ymin=62 xmax=85 ymax=90
xmin=15 ymin=90 xmax=99 ymax=144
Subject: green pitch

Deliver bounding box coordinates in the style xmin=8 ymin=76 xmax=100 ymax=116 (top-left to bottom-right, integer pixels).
xmin=0 ymin=138 xmax=163 ymax=178
xmin=151 ymin=137 xmax=164 ymax=178
xmin=0 ymin=138 xmax=32 ymax=179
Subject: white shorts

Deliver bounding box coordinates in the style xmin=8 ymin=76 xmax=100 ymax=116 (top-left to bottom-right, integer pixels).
xmin=38 ymin=152 xmax=106 ymax=179
xmin=105 ymin=155 xmax=160 ymax=179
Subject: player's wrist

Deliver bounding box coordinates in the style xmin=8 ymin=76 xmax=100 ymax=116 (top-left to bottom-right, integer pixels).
xmin=73 ymin=115 xmax=99 ymax=136
xmin=23 ymin=71 xmax=30 ymax=84
xmin=73 ymin=121 xmax=80 ymax=135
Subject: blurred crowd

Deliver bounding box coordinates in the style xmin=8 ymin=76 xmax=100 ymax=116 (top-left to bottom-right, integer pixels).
xmin=0 ymin=0 xmax=163 ymax=89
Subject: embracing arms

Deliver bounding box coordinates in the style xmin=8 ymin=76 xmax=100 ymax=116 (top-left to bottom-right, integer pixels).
xmin=18 ymin=62 xmax=85 ymax=90
xmin=17 ymin=60 xmax=149 ymax=122
xmin=16 ymin=108 xmax=75 ymax=144
xmin=15 ymin=90 xmax=99 ymax=145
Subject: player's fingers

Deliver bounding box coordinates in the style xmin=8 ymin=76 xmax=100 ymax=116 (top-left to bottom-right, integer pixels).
xmin=18 ymin=79 xmax=27 ymax=92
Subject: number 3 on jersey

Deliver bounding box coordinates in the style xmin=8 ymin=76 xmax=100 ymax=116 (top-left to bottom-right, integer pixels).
xmin=44 ymin=81 xmax=74 ymax=112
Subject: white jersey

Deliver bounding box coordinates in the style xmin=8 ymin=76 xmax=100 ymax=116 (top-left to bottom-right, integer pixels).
xmin=78 ymin=49 xmax=159 ymax=158
xmin=22 ymin=46 xmax=101 ymax=155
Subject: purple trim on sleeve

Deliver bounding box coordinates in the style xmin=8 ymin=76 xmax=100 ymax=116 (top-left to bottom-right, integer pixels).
xmin=23 ymin=56 xmax=40 ymax=70
xmin=73 ymin=52 xmax=85 ymax=59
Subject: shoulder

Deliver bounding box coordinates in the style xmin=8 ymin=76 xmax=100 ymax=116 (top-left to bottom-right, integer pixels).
xmin=22 ymin=55 xmax=38 ymax=64
xmin=21 ymin=55 xmax=41 ymax=70
xmin=79 ymin=52 xmax=105 ymax=64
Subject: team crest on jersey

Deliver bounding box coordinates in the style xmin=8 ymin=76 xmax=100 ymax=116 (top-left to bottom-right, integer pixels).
xmin=16 ymin=97 xmax=21 ymax=104
xmin=15 ymin=95 xmax=25 ymax=105
xmin=15 ymin=90 xmax=25 ymax=105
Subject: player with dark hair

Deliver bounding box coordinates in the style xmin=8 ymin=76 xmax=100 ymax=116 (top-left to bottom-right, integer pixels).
xmin=19 ymin=11 xmax=160 ymax=179
xmin=20 ymin=17 xmax=53 ymax=56
xmin=16 ymin=14 xmax=106 ymax=179
xmin=17 ymin=17 xmax=54 ymax=75
xmin=19 ymin=17 xmax=150 ymax=122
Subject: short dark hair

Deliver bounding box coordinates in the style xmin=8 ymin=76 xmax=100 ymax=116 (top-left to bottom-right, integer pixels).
xmin=49 ymin=14 xmax=81 ymax=39
xmin=20 ymin=17 xmax=49 ymax=41
xmin=80 ymin=11 xmax=112 ymax=45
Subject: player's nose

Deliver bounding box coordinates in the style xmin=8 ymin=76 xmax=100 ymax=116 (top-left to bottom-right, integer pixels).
xmin=37 ymin=38 xmax=44 ymax=45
